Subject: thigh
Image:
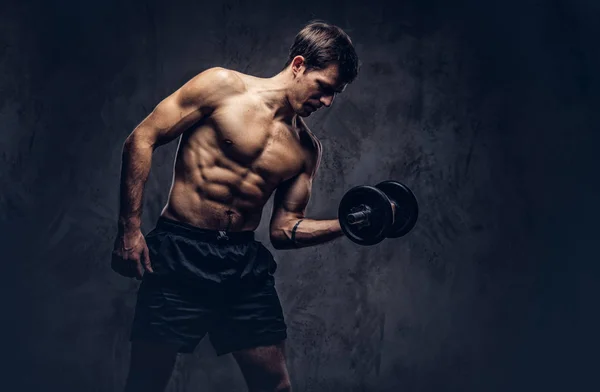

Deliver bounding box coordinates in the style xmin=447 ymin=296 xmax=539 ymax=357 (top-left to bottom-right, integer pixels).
xmin=130 ymin=275 xmax=213 ymax=354
xmin=123 ymin=340 xmax=179 ymax=392
xmin=209 ymin=276 xmax=287 ymax=355
xmin=233 ymin=341 xmax=291 ymax=392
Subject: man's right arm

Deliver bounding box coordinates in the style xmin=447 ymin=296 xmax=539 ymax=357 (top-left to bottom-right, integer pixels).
xmin=117 ymin=67 xmax=243 ymax=234
xmin=113 ymin=67 xmax=244 ymax=278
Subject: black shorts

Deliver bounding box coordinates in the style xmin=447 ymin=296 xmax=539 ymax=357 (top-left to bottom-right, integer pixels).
xmin=129 ymin=217 xmax=287 ymax=355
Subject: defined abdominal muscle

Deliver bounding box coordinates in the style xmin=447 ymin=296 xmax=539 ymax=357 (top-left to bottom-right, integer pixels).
xmin=163 ymin=146 xmax=277 ymax=231
xmin=164 ymin=177 xmax=267 ymax=232
xmin=161 ymin=112 xmax=305 ymax=230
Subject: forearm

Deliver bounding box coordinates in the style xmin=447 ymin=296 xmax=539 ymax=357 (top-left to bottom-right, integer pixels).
xmin=271 ymin=218 xmax=344 ymax=250
xmin=118 ymin=134 xmax=153 ymax=234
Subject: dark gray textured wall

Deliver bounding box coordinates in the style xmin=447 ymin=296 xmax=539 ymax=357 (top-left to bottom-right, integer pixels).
xmin=1 ymin=0 xmax=599 ymax=391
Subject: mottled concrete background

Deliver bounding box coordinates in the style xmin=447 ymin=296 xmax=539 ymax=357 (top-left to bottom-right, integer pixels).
xmin=1 ymin=0 xmax=598 ymax=391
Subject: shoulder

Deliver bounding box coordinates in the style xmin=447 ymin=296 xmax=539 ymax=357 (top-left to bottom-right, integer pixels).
xmin=298 ymin=119 xmax=323 ymax=176
xmin=203 ymin=67 xmax=246 ymax=90
xmin=178 ymin=67 xmax=247 ymax=107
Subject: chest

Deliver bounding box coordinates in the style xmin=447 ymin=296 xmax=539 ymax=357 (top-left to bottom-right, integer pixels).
xmin=209 ymin=98 xmax=306 ymax=181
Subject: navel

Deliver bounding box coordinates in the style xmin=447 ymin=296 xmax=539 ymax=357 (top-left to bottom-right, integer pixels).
xmin=225 ymin=209 xmax=234 ymax=231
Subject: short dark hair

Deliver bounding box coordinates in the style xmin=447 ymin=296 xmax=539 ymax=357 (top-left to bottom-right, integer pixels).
xmin=284 ymin=20 xmax=360 ymax=85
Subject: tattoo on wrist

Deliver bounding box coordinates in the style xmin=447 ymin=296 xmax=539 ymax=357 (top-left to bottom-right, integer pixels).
xmin=291 ymin=219 xmax=304 ymax=247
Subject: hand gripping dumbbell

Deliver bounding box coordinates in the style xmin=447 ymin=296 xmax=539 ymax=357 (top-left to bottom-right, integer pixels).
xmin=338 ymin=180 xmax=419 ymax=245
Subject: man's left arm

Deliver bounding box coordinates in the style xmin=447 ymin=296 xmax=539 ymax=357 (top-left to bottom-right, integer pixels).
xmin=269 ymin=143 xmax=344 ymax=250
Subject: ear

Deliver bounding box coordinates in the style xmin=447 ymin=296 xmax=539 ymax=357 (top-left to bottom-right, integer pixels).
xmin=291 ymin=56 xmax=306 ymax=76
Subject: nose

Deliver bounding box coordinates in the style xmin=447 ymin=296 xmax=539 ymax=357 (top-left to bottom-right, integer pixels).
xmin=320 ymin=94 xmax=335 ymax=108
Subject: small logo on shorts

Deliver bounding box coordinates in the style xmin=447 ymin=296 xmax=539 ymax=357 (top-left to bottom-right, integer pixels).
xmin=217 ymin=230 xmax=229 ymax=241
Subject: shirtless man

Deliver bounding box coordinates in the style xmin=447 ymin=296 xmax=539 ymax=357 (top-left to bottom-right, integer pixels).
xmin=111 ymin=21 xmax=359 ymax=392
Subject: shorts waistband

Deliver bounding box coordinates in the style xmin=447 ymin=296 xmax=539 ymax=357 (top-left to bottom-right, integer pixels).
xmin=155 ymin=217 xmax=255 ymax=243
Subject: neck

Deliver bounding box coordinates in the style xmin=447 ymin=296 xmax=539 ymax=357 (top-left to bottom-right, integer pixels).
xmin=259 ymin=69 xmax=298 ymax=123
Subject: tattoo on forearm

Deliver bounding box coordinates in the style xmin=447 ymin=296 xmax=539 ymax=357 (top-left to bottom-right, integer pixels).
xmin=291 ymin=219 xmax=304 ymax=247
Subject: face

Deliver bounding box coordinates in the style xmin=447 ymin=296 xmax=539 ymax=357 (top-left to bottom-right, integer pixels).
xmin=289 ymin=57 xmax=346 ymax=117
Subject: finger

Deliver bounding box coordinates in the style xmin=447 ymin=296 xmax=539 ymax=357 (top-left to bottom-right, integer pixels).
xmin=142 ymin=246 xmax=154 ymax=274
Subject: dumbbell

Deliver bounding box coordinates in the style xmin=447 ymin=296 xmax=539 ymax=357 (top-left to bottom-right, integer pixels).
xmin=338 ymin=180 xmax=419 ymax=245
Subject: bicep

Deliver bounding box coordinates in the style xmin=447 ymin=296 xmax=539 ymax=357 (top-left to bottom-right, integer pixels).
xmin=270 ymin=172 xmax=313 ymax=229
xmin=269 ymin=135 xmax=323 ymax=228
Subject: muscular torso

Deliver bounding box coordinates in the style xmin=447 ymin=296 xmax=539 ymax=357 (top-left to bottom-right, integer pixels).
xmin=161 ymin=73 xmax=317 ymax=231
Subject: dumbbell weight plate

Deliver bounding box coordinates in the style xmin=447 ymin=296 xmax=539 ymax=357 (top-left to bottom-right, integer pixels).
xmin=338 ymin=185 xmax=394 ymax=245
xmin=375 ymin=180 xmax=418 ymax=237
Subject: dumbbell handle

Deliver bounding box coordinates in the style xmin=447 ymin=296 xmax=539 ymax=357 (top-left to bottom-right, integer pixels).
xmin=347 ymin=201 xmax=397 ymax=226
xmin=346 ymin=205 xmax=371 ymax=226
